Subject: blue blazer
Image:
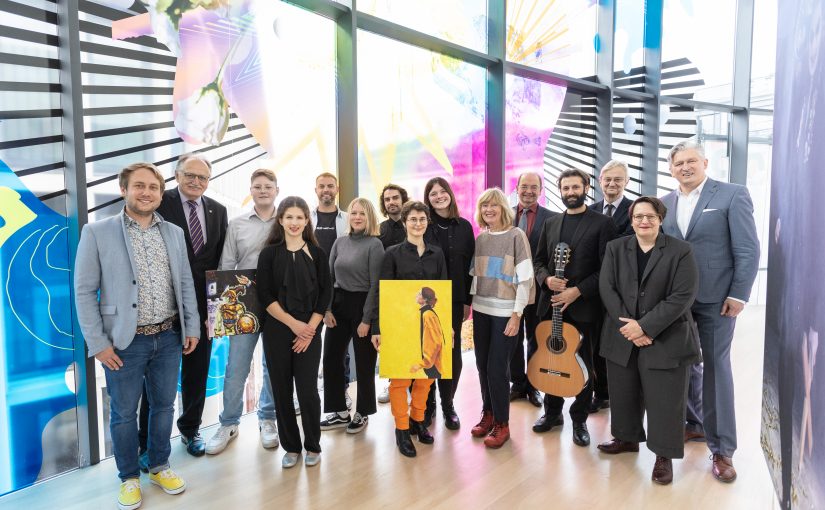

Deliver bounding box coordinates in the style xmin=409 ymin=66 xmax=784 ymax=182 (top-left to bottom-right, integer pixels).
xmin=74 ymin=210 xmax=200 ymax=357
xmin=660 ymin=178 xmax=760 ymax=304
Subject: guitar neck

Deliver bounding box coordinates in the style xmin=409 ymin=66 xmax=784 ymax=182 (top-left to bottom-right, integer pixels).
xmin=552 ymin=267 xmax=565 ymax=334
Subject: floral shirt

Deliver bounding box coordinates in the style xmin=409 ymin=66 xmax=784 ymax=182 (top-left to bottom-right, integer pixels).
xmin=123 ymin=210 xmax=177 ymax=326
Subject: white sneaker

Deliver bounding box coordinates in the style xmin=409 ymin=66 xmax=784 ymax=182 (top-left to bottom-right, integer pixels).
xmin=377 ymin=385 xmax=390 ymax=404
xmin=345 ymin=390 xmax=353 ymax=411
xmin=205 ymin=424 xmax=238 ymax=455
xmin=294 ymin=396 xmax=301 ymax=416
xmin=259 ymin=419 xmax=279 ymax=449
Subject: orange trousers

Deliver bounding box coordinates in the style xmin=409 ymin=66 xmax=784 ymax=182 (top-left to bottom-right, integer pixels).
xmin=389 ymin=378 xmax=434 ymax=430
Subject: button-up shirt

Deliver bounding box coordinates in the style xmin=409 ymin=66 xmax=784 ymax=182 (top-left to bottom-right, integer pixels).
xmin=379 ymin=218 xmax=406 ymax=249
xmin=123 ymin=209 xmax=176 ymax=325
xmin=219 ymin=208 xmax=277 ymax=270
xmin=516 ymin=203 xmax=538 ymax=236
xmin=676 ymin=176 xmax=708 ymax=238
xmin=603 ymin=195 xmax=624 ymax=216
xmin=179 ymin=192 xmax=207 ymax=244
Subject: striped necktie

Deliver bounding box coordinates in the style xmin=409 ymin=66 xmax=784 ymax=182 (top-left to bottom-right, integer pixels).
xmin=187 ymin=200 xmax=205 ymax=255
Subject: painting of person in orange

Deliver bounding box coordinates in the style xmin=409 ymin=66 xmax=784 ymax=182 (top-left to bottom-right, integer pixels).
xmin=410 ymin=287 xmax=446 ymax=378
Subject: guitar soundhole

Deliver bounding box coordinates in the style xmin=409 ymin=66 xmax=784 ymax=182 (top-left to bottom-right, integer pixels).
xmin=547 ymin=335 xmax=566 ymax=355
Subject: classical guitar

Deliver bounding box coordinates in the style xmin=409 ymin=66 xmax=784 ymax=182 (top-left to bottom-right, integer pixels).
xmin=527 ymin=242 xmax=589 ymax=397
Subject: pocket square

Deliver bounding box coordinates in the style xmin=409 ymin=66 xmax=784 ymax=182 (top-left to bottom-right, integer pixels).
xmin=702 ymin=208 xmax=718 ymax=212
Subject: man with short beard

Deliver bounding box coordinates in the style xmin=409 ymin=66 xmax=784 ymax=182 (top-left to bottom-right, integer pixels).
xmin=378 ymin=183 xmax=409 ymax=249
xmin=531 ymin=169 xmax=617 ymax=447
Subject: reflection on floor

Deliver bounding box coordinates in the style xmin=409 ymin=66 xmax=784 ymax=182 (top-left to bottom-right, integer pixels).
xmin=4 ymin=306 xmax=778 ymax=509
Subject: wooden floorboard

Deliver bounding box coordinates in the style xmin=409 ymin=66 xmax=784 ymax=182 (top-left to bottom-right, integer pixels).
xmin=1 ymin=306 xmax=778 ymax=509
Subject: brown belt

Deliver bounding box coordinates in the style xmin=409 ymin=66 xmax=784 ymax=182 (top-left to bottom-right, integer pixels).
xmin=136 ymin=314 xmax=178 ymax=336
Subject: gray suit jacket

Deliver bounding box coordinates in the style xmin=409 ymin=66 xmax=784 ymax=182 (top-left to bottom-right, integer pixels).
xmin=74 ymin=210 xmax=200 ymax=357
xmin=599 ymin=234 xmax=702 ymax=369
xmin=660 ymin=178 xmax=760 ymax=304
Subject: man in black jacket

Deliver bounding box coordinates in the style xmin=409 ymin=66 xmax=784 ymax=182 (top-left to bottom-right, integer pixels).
xmin=138 ymin=153 xmax=227 ymax=459
xmin=532 ymin=169 xmax=617 ymax=447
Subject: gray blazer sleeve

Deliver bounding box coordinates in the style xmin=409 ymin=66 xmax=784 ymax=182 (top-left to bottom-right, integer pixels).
xmin=176 ymin=230 xmax=200 ymax=339
xmin=74 ymin=225 xmax=110 ymax=357
xmin=727 ymin=186 xmax=760 ymax=301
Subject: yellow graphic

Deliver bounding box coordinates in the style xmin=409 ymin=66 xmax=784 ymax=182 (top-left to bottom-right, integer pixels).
xmin=0 ymin=187 xmax=37 ymax=248
xmin=506 ymin=0 xmax=571 ymax=66
xmin=379 ymin=280 xmax=452 ymax=379
xmin=213 ymin=274 xmax=259 ymax=336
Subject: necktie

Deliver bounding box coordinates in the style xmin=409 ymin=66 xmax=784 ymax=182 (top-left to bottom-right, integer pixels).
xmin=187 ymin=200 xmax=205 ymax=255
xmin=605 ymin=203 xmax=615 ymax=217
xmin=518 ymin=209 xmax=529 ymax=233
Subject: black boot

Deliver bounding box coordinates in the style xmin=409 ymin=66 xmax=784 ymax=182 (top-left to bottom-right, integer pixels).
xmin=395 ymin=428 xmax=416 ymax=457
xmin=410 ymin=419 xmax=435 ymax=444
xmin=442 ymin=402 xmax=461 ymax=430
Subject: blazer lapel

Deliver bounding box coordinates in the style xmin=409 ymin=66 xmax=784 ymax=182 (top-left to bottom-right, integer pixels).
xmin=661 ymin=192 xmax=683 ymax=240
xmin=685 ymin=179 xmax=718 ymax=239
xmin=202 ymin=195 xmax=215 ymax=251
xmin=616 ymin=197 xmax=631 ymax=219
xmin=640 ymin=235 xmax=667 ymax=285
xmin=167 ymin=188 xmax=193 ymax=248
xmin=549 ymin=212 xmax=563 ymax=250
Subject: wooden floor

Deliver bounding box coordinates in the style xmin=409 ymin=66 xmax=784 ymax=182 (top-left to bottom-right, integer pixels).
xmin=3 ymin=306 xmax=778 ymax=509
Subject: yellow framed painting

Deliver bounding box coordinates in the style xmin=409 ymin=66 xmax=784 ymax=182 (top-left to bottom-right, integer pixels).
xmin=378 ymin=280 xmax=452 ymax=379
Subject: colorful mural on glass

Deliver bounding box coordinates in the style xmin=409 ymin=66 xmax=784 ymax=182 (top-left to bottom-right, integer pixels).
xmin=0 ymin=160 xmax=78 ymax=495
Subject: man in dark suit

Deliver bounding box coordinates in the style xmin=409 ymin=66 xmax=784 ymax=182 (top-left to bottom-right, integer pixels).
xmin=509 ymin=172 xmax=557 ymax=407
xmin=660 ymin=140 xmax=759 ymax=483
xmin=587 ymin=159 xmax=634 ymax=413
xmin=532 ymin=169 xmax=617 ymax=446
xmin=138 ymin=153 xmax=228 ymax=459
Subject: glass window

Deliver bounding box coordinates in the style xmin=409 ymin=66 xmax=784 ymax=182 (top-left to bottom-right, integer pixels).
xmin=658 ymin=107 xmax=731 ymax=193
xmin=506 ymin=0 xmax=598 ymax=79
xmin=358 ymin=0 xmax=487 ymax=53
xmin=662 ymin=0 xmax=736 ymax=103
xmin=611 ymin=97 xmax=645 ymax=199
xmin=357 ymin=31 xmax=486 ymax=225
xmin=751 ymin=0 xmax=777 ymax=109
xmin=614 ymin=0 xmax=646 ymax=77
xmin=504 ymin=74 xmax=566 ymax=208
xmin=747 ymin=113 xmax=773 ymax=304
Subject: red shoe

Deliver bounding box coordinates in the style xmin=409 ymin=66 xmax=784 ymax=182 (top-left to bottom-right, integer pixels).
xmin=484 ymin=422 xmax=510 ymax=449
xmin=471 ymin=410 xmax=494 ymax=438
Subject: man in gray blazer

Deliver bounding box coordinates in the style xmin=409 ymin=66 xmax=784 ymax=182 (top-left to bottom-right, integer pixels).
xmin=74 ymin=163 xmax=200 ymax=509
xmin=660 ymin=140 xmax=759 ymax=483
xmin=510 ymin=171 xmax=557 ymax=407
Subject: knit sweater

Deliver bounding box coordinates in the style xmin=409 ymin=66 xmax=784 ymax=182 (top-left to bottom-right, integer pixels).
xmin=328 ymin=232 xmax=384 ymax=324
xmin=470 ymin=227 xmax=535 ymax=317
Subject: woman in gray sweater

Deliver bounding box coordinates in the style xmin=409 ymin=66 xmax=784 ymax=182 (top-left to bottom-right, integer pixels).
xmin=320 ymin=198 xmax=385 ymax=434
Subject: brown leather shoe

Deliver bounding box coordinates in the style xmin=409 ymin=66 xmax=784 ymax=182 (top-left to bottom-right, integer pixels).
xmin=597 ymin=438 xmax=639 ymax=454
xmin=483 ymin=422 xmax=510 ymax=449
xmin=471 ymin=410 xmax=494 ymax=438
xmin=684 ymin=429 xmax=706 ymax=442
xmin=652 ymin=456 xmax=673 ymax=485
xmin=711 ymin=454 xmax=737 ymax=483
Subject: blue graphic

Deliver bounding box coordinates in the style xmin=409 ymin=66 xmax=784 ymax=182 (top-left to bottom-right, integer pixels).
xmin=0 ymin=159 xmax=78 ymax=495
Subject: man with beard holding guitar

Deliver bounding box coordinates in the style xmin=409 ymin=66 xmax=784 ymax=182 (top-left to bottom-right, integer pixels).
xmin=531 ymin=169 xmax=617 ymax=446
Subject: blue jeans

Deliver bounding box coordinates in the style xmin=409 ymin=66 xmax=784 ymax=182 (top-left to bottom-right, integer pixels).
xmin=219 ymin=333 xmax=276 ymax=426
xmin=104 ymin=328 xmax=181 ymax=481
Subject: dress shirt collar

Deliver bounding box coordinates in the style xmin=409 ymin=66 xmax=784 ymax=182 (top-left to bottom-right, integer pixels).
xmin=678 ymin=176 xmax=709 ymax=199
xmin=517 ymin=203 xmax=538 ymax=215
xmin=122 ymin=208 xmax=162 ymax=228
xmin=604 ymin=195 xmax=624 ymax=209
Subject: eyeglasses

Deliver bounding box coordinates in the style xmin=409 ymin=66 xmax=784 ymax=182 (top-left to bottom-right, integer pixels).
xmin=632 ymin=214 xmax=660 ymax=223
xmin=406 ymin=218 xmax=428 ymax=224
xmin=182 ymin=172 xmax=209 ymax=183
xmin=601 ymin=177 xmax=625 ymax=184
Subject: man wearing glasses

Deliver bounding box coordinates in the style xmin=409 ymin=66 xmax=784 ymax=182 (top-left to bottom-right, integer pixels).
xmin=138 ymin=153 xmax=228 ymax=460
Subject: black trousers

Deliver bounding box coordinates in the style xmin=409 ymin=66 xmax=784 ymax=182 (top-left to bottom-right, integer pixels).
xmin=427 ymin=302 xmax=465 ymax=410
xmin=323 ymin=290 xmax=377 ymax=416
xmin=263 ymin=314 xmax=322 ymax=454
xmin=509 ymin=302 xmax=539 ymax=393
xmin=542 ymin=317 xmax=596 ymax=424
xmin=607 ymin=348 xmax=690 ymax=459
xmin=473 ymin=311 xmax=518 ymax=423
xmin=139 ymin=320 xmax=211 ymax=448
xmin=591 ymin=314 xmax=609 ymax=400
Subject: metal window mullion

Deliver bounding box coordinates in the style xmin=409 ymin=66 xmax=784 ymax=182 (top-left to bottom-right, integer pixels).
xmin=336 ymin=2 xmax=357 ymax=204
xmin=595 ymin=0 xmax=616 ymax=199
xmin=641 ymin=0 xmax=663 ymax=196
xmin=58 ymin=0 xmax=98 ymax=467
xmin=486 ymin=0 xmax=505 ymax=189
xmin=730 ymin=0 xmax=754 ymax=185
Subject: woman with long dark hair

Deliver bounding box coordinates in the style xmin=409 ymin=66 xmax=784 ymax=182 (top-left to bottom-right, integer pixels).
xmin=422 ymin=177 xmax=475 ymax=430
xmin=320 ymin=198 xmax=384 ymax=434
xmin=257 ymin=196 xmax=331 ymax=468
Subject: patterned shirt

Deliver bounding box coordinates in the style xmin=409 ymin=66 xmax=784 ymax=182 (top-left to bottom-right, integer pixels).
xmin=123 ymin=209 xmax=177 ymax=325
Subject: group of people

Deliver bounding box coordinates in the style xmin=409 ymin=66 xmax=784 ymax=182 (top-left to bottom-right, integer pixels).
xmin=73 ymin=138 xmax=759 ymax=510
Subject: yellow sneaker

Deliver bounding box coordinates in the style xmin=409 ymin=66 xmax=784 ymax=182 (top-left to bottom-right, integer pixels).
xmin=118 ymin=478 xmax=142 ymax=510
xmin=149 ymin=468 xmax=186 ymax=495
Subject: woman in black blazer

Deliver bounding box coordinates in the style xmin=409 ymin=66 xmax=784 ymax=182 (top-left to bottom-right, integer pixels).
xmin=596 ymin=196 xmax=700 ymax=485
